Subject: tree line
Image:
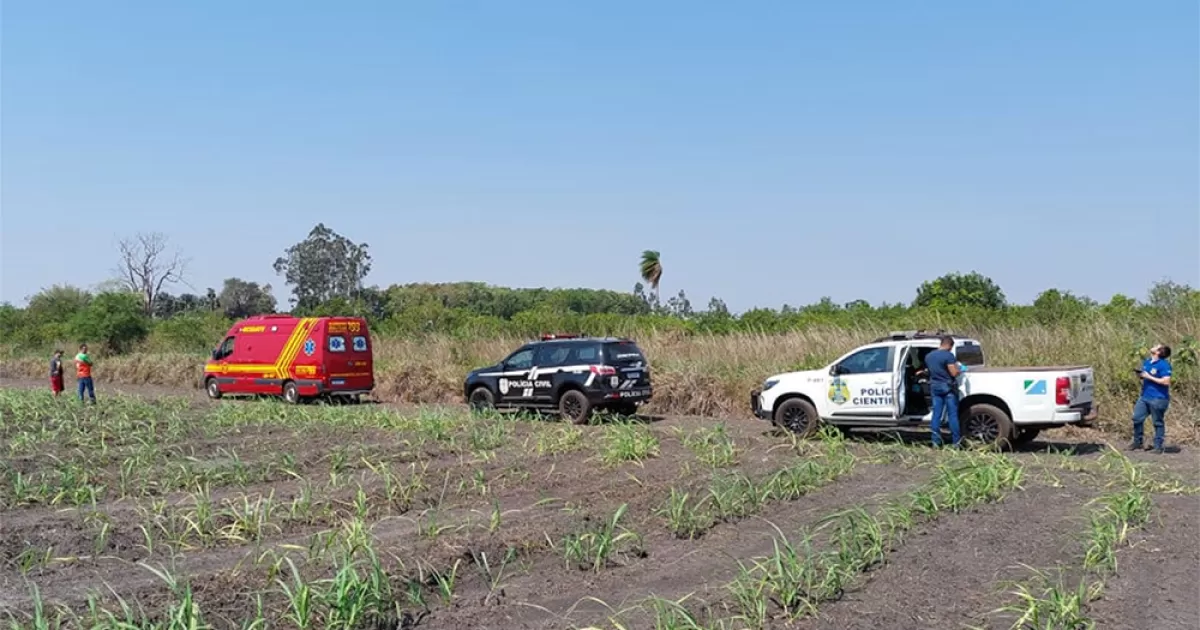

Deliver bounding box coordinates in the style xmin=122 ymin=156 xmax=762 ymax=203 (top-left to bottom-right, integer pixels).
xmin=1 ymin=224 xmax=1197 ymax=354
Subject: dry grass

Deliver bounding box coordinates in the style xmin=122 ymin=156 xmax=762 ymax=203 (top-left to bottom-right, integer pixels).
xmin=2 ymin=318 xmax=1195 ymax=442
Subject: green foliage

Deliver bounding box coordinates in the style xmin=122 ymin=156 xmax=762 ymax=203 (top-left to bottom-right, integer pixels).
xmin=914 ymin=271 xmax=1007 ymax=310
xmin=144 ymin=311 xmax=234 ymax=354
xmin=13 ymin=285 xmax=95 ymax=346
xmin=273 ymin=223 xmax=372 ymax=312
xmin=1148 ymin=279 xmax=1200 ymax=312
xmin=217 ymin=277 xmax=277 ymax=319
xmin=1174 ymin=336 xmax=1199 ymax=368
xmin=382 ymin=282 xmax=649 ymax=319
xmin=174 ymin=280 xmax=1198 ymax=347
xmin=639 ymin=250 xmax=663 ymax=290
xmin=0 ymin=304 xmax=25 ymax=343
xmin=153 ymin=291 xmax=218 ymax=318
xmin=67 ymin=291 xmax=149 ymax=352
xmin=3 ymin=275 xmax=1198 ymax=368
xmin=1101 ymin=293 xmax=1138 ymax=319
xmin=26 ymin=285 xmax=92 ymax=324
xmin=639 ymin=250 xmax=664 ymax=309
xmin=1032 ymin=289 xmax=1097 ymax=325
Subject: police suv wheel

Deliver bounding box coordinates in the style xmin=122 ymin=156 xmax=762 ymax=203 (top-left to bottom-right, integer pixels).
xmin=283 ymin=382 xmax=300 ymax=405
xmin=774 ymin=398 xmax=819 ymax=437
xmin=558 ymin=390 xmax=592 ymax=425
xmin=469 ymin=386 xmax=495 ymax=412
xmin=205 ymin=378 xmax=222 ymax=400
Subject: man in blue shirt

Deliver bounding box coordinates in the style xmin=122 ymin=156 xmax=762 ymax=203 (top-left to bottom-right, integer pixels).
xmin=924 ymin=336 xmax=962 ymax=448
xmin=1129 ymin=344 xmax=1172 ymax=454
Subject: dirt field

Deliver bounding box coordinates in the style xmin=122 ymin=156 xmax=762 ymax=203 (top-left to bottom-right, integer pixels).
xmin=1 ymin=380 xmax=1197 ymax=629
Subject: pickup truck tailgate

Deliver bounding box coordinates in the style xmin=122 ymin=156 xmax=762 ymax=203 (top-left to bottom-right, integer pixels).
xmin=1064 ymin=368 xmax=1095 ymax=407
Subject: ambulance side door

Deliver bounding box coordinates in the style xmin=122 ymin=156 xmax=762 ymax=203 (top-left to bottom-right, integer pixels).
xmin=212 ymin=336 xmax=236 ymax=373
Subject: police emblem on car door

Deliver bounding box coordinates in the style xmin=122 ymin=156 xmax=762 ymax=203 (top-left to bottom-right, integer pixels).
xmin=827 ymin=346 xmax=896 ymax=419
xmin=498 ymin=348 xmax=535 ymax=403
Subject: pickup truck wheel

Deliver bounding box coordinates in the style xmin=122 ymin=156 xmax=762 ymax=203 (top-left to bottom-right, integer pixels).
xmin=1013 ymin=428 xmax=1041 ymax=446
xmin=775 ymin=398 xmax=820 ymax=437
xmin=559 ymin=390 xmax=592 ymax=425
xmin=468 ymin=386 xmax=495 ymax=413
xmin=962 ymin=403 xmax=1014 ymax=449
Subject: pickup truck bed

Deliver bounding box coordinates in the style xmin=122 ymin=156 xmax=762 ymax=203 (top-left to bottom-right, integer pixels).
xmin=965 ymin=365 xmax=1091 ymax=373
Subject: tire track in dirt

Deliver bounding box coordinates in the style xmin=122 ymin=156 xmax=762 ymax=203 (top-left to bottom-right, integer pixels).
xmin=423 ymin=460 xmax=930 ymax=630
xmin=1085 ymin=493 xmax=1200 ymax=630
xmin=789 ymin=481 xmax=1098 ymax=630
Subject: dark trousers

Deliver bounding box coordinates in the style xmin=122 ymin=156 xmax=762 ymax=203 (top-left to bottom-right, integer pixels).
xmin=77 ymin=377 xmax=95 ymax=402
xmin=1131 ymin=396 xmax=1169 ymax=449
xmin=930 ymin=383 xmax=960 ymax=446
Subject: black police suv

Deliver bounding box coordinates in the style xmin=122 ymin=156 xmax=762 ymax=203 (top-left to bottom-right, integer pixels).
xmin=463 ymin=334 xmax=653 ymax=423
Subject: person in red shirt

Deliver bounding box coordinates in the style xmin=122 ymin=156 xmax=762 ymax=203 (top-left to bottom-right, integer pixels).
xmin=49 ymin=349 xmax=65 ymax=397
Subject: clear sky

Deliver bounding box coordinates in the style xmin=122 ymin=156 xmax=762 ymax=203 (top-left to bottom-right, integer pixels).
xmin=3 ymin=1 xmax=1197 ymax=313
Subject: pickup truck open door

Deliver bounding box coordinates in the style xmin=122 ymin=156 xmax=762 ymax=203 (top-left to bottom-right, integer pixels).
xmin=892 ymin=345 xmax=910 ymax=421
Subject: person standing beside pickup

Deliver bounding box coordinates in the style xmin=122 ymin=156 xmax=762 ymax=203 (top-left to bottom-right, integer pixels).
xmin=924 ymin=336 xmax=962 ymax=448
xmin=1129 ymin=344 xmax=1172 ymax=454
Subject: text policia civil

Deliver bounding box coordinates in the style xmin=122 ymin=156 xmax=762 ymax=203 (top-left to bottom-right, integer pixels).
xmin=498 ymin=377 xmax=552 ymax=398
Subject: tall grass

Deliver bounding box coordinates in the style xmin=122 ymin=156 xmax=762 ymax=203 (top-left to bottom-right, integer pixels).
xmin=2 ymin=317 xmax=1195 ymax=440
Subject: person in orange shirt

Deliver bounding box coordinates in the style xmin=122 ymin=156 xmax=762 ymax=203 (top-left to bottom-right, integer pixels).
xmin=74 ymin=343 xmax=96 ymax=404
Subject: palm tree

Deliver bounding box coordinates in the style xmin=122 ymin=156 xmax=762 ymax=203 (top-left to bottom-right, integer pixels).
xmin=639 ymin=250 xmax=662 ymax=306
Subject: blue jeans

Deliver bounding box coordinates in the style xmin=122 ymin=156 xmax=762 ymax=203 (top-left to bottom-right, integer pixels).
xmin=930 ymin=383 xmax=960 ymax=446
xmin=1131 ymin=396 xmax=1169 ymax=449
xmin=77 ymin=377 xmax=95 ymax=402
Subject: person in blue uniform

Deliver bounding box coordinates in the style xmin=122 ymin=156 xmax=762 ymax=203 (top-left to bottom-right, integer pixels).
xmin=1129 ymin=344 xmax=1172 ymax=454
xmin=924 ymin=336 xmax=962 ymax=447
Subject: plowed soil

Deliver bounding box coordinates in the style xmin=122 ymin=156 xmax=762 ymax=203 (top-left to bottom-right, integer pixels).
xmin=1 ymin=380 xmax=1197 ymax=629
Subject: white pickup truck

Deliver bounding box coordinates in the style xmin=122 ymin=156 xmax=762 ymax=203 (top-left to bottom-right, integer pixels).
xmin=750 ymin=331 xmax=1099 ymax=447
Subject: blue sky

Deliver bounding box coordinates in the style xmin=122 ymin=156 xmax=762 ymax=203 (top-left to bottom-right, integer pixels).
xmin=3 ymin=1 xmax=1197 ymax=313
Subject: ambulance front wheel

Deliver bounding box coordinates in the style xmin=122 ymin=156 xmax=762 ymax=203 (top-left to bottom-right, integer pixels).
xmin=283 ymin=381 xmax=301 ymax=405
xmin=205 ymin=377 xmax=222 ymax=400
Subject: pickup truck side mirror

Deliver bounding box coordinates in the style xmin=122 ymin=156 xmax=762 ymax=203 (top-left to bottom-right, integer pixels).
xmin=829 ymin=364 xmax=846 ymax=376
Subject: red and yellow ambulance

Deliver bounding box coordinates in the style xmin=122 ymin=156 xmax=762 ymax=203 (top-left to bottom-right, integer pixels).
xmin=203 ymin=315 xmax=375 ymax=403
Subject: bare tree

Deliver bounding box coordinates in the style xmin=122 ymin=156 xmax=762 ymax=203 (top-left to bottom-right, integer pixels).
xmin=115 ymin=232 xmax=189 ymax=316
